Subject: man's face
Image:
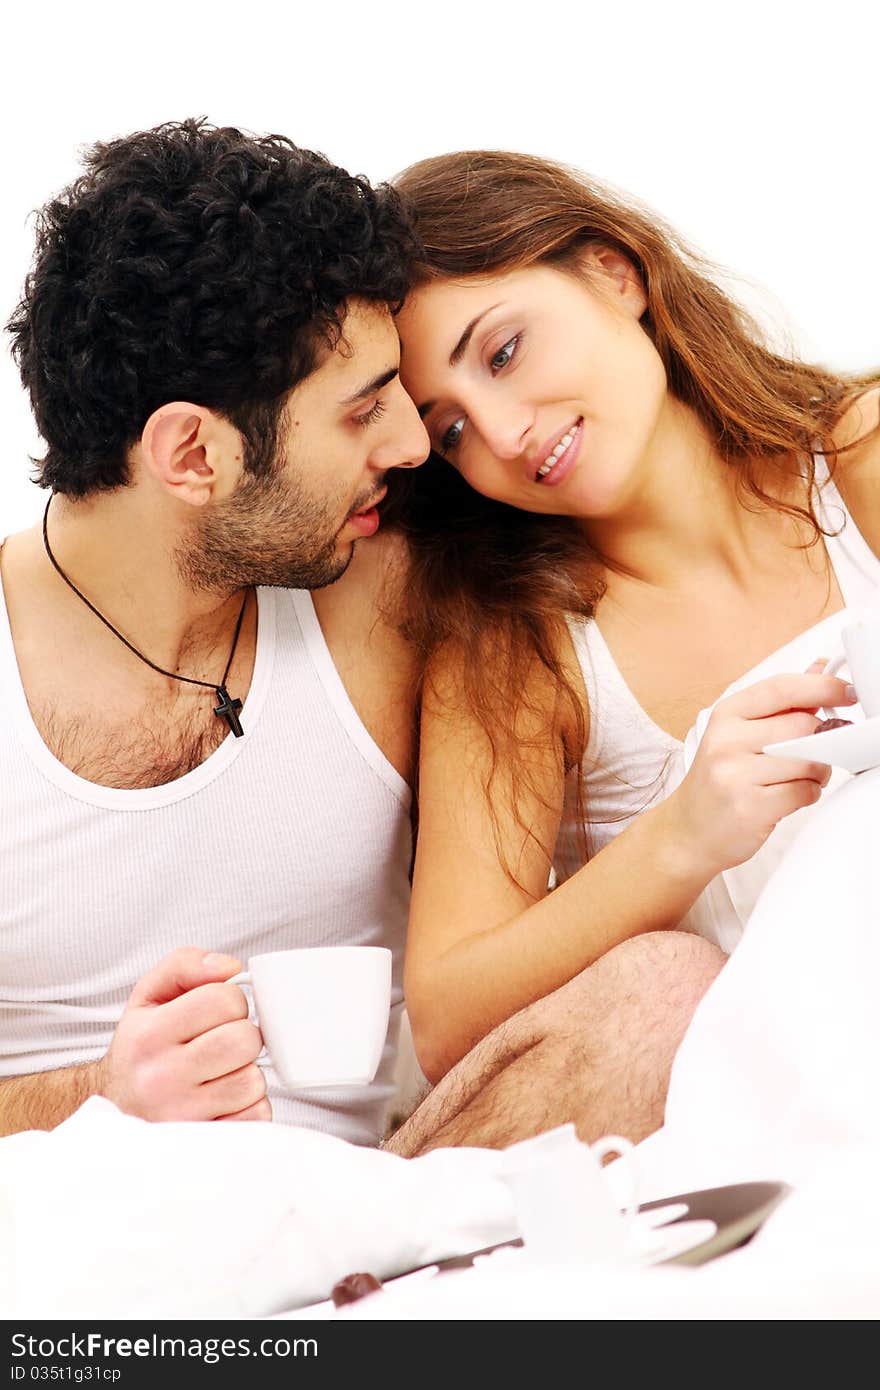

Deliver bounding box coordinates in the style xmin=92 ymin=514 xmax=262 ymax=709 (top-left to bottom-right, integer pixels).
xmin=183 ymin=300 xmax=429 ymax=591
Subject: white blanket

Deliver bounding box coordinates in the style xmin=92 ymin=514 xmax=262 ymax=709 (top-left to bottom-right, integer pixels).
xmin=0 ymin=1098 xmax=516 ymax=1319
xmin=646 ymin=762 xmax=880 ymax=1199
xmin=3 ymin=769 xmax=879 ymax=1320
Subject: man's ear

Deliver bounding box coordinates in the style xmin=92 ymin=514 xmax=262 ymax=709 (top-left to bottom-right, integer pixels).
xmin=139 ymin=403 xmax=242 ymax=506
xmin=581 ymin=244 xmax=648 ymax=319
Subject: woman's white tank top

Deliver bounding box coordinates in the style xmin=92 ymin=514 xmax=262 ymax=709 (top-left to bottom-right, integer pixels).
xmin=554 ymin=463 xmax=880 ymax=953
xmin=0 ymin=579 xmax=412 ymax=1146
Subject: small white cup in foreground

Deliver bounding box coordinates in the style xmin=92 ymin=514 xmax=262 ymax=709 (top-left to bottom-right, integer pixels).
xmin=822 ymin=615 xmax=880 ymax=720
xmin=499 ymin=1123 xmax=638 ymax=1265
xmin=229 ymin=946 xmax=391 ymax=1090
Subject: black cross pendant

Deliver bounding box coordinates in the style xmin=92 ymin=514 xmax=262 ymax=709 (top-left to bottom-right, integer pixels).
xmin=214 ymin=685 xmax=244 ymax=738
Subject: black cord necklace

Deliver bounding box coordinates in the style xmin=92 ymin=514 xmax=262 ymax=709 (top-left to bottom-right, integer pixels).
xmin=42 ymin=497 xmax=249 ymax=737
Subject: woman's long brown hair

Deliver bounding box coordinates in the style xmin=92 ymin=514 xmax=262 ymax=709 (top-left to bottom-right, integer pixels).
xmin=385 ymin=150 xmax=878 ymax=883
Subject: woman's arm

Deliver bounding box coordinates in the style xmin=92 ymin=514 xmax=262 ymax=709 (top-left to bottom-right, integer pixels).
xmin=406 ymin=646 xmax=852 ymax=1083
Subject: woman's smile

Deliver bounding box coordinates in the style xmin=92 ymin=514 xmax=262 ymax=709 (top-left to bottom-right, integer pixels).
xmin=531 ymin=417 xmax=583 ymax=485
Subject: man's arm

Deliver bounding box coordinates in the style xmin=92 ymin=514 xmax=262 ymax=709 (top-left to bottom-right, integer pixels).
xmin=0 ymin=1063 xmax=100 ymax=1137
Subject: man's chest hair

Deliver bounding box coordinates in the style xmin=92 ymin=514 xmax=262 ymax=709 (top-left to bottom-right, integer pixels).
xmin=32 ymin=698 xmax=228 ymax=790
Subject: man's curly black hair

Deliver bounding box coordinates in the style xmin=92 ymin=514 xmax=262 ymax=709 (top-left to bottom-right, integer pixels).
xmin=6 ymin=117 xmax=419 ymax=497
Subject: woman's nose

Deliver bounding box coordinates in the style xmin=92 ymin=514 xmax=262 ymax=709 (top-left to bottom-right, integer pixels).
xmin=471 ymin=401 xmax=532 ymax=460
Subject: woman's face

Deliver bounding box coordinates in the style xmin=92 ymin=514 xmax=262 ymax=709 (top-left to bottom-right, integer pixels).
xmin=397 ymin=253 xmax=668 ymax=520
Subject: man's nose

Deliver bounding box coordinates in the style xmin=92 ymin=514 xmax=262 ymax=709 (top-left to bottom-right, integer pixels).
xmin=373 ymin=396 xmax=430 ymax=472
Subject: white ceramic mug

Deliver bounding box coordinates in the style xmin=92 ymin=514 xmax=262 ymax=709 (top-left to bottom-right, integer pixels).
xmin=822 ymin=615 xmax=880 ymax=720
xmin=498 ymin=1122 xmax=638 ymax=1265
xmin=229 ymin=946 xmax=392 ymax=1090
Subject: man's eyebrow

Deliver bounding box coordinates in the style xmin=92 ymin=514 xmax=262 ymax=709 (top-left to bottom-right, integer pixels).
xmin=339 ymin=366 xmax=398 ymax=406
xmin=417 ymin=303 xmax=503 ymax=419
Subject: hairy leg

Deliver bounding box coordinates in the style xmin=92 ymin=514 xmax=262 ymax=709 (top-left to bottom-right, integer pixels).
xmin=384 ymin=931 xmax=725 ymax=1158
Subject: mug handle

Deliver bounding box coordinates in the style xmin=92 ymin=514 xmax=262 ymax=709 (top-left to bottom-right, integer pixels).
xmin=820 ymin=653 xmax=850 ymax=721
xmin=590 ymin=1133 xmax=639 ymax=1219
xmin=226 ymin=971 xmax=266 ymax=1049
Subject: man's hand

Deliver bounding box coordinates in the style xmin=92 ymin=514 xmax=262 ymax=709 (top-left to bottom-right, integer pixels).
xmin=95 ymin=948 xmax=271 ymax=1122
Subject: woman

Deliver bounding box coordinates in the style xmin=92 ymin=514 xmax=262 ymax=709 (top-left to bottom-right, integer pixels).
xmin=388 ymin=150 xmax=879 ymax=1084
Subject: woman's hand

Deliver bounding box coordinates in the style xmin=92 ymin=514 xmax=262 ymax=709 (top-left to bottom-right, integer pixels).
xmin=663 ymin=667 xmax=856 ymax=878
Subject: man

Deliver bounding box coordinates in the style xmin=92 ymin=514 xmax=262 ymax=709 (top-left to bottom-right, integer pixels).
xmin=0 ymin=119 xmax=724 ymax=1150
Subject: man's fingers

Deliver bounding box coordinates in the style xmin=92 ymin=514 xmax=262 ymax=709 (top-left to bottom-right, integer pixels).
xmin=722 ymin=673 xmax=855 ymax=721
xmin=185 ymin=1016 xmax=264 ymax=1081
xmin=216 ymin=1097 xmax=274 ymax=1123
xmin=127 ymin=948 xmax=242 ymax=1009
xmin=160 ymin=980 xmax=251 ymax=1044
xmin=199 ymin=1062 xmax=269 ymax=1118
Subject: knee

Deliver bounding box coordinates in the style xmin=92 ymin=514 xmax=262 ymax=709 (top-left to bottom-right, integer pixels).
xmin=520 ymin=931 xmax=727 ymax=1045
xmin=603 ymin=930 xmax=727 ymax=1015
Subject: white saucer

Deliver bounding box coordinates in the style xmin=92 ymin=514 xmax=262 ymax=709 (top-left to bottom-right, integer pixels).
xmin=763 ymin=714 xmax=880 ymax=773
xmin=629 ymin=1216 xmax=718 ymax=1265
xmin=281 ymin=1218 xmax=721 ymax=1316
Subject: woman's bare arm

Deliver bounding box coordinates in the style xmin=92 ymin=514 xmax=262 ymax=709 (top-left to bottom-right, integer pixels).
xmin=405 ymin=647 xmax=708 ymax=1083
xmin=406 ymin=646 xmax=849 ymax=1083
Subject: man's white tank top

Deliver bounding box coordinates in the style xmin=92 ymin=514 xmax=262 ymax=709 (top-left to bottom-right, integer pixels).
xmin=0 ymin=578 xmax=412 ymax=1146
xmin=554 ymin=464 xmax=880 ymax=953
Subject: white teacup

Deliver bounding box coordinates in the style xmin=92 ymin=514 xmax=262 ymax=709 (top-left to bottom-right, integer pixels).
xmin=229 ymin=946 xmax=392 ymax=1090
xmin=822 ymin=614 xmax=880 ymax=720
xmin=498 ymin=1123 xmax=638 ymax=1265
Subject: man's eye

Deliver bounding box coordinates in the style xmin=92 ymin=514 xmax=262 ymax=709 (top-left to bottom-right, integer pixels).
xmin=490 ymin=336 xmax=519 ymax=372
xmin=354 ymin=400 xmax=386 ymax=427
xmin=440 ymin=417 xmax=465 ymax=452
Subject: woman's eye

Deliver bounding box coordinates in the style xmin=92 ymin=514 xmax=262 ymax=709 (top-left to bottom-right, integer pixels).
xmin=490 ymin=335 xmax=519 ymax=372
xmin=440 ymin=417 xmax=465 ymax=453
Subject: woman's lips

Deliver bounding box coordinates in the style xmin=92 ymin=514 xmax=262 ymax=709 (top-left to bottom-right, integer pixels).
xmin=532 ymin=418 xmax=583 ymax=488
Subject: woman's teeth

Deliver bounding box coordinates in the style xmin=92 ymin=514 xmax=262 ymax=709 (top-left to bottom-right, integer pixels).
xmin=536 ymin=424 xmax=577 ymax=480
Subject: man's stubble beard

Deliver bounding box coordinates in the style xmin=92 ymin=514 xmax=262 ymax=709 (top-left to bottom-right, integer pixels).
xmin=175 ymin=462 xmax=357 ymax=594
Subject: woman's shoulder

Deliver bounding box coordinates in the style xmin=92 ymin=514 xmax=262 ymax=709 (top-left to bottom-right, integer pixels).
xmin=832 ymin=384 xmax=880 ymax=474
xmin=423 ymin=602 xmax=590 ymax=760
xmin=829 ymin=384 xmax=880 ymax=552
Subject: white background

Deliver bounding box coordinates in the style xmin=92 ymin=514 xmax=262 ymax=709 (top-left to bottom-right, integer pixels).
xmin=1 ymin=0 xmax=877 ymax=533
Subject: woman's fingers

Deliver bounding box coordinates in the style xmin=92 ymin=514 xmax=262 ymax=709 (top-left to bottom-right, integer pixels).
xmin=721 ymin=672 xmax=855 ymax=721
xmin=750 ymin=709 xmax=820 ymax=749
xmin=759 ymin=755 xmax=833 ymax=788
xmin=759 ymin=777 xmax=824 ymax=825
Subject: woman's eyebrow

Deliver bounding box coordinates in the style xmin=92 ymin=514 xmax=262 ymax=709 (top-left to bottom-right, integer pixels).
xmin=449 ymin=303 xmax=502 ymax=366
xmin=416 ymin=303 xmax=505 ymax=419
